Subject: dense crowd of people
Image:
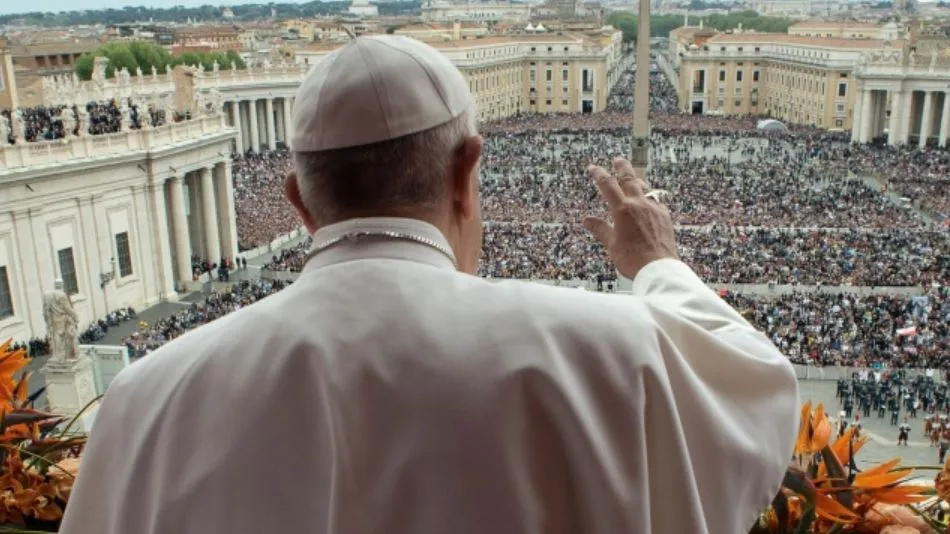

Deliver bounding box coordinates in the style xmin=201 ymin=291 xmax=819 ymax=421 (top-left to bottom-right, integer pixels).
xmin=119 ymin=280 xmax=289 ymax=359
xmin=725 ymin=288 xmax=950 ymax=369
xmin=1 ymin=98 xmax=170 ymax=143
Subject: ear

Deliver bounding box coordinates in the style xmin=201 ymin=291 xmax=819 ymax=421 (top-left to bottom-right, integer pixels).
xmin=452 ymin=135 xmax=483 ymax=220
xmin=284 ymin=171 xmax=318 ymax=234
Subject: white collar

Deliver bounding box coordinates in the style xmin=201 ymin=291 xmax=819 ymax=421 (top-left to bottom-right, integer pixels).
xmin=303 ymin=217 xmax=457 ymax=272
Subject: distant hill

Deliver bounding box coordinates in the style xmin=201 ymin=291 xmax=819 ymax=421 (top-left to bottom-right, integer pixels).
xmin=0 ymin=1 xmax=421 ymax=27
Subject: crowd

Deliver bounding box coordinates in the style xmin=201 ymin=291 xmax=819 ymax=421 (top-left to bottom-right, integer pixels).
xmin=725 ymin=288 xmax=950 ymax=369
xmin=1 ymin=98 xmax=170 ymax=143
xmin=232 ymin=149 xmax=300 ymax=250
xmin=119 ymin=280 xmax=289 ymax=359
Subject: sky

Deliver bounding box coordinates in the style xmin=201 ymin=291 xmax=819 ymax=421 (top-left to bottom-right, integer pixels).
xmin=0 ymin=0 xmax=299 ymax=17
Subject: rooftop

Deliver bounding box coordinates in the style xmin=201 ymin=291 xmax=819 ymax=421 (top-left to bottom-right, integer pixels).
xmin=705 ymin=33 xmax=895 ymax=49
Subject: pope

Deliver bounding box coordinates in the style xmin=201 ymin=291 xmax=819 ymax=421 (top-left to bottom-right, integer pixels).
xmin=61 ymin=35 xmax=799 ymax=534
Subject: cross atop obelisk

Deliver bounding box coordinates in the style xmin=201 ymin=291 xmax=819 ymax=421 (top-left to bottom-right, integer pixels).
xmin=630 ymin=0 xmax=651 ymax=173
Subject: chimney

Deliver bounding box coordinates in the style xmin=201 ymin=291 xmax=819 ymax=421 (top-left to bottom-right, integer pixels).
xmin=453 ymin=19 xmax=461 ymax=40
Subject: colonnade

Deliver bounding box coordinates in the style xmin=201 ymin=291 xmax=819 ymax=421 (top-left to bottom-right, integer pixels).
xmin=852 ymin=87 xmax=950 ymax=148
xmin=155 ymin=160 xmax=238 ymax=288
xmin=226 ymin=96 xmax=295 ymax=154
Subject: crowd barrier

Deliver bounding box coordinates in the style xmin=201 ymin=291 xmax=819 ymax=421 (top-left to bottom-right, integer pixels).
xmin=793 ymin=364 xmax=941 ymax=382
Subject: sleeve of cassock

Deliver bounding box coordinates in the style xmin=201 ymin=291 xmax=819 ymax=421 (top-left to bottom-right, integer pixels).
xmin=630 ymin=258 xmax=800 ymax=533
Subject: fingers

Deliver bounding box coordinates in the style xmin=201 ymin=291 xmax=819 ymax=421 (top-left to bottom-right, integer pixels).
xmin=613 ymin=158 xmax=649 ymax=197
xmin=583 ymin=216 xmax=613 ymax=245
xmin=612 ymin=158 xmax=644 ymax=197
xmin=588 ymin=164 xmax=625 ymax=210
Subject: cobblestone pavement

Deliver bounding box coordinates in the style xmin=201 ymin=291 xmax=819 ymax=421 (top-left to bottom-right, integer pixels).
xmin=800 ymin=380 xmax=943 ymax=479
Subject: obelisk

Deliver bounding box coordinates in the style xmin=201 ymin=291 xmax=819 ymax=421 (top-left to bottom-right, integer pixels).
xmin=618 ymin=0 xmax=653 ymax=292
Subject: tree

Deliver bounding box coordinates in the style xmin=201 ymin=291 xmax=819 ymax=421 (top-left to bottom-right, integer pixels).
xmin=74 ymin=41 xmax=246 ymax=80
xmin=606 ymin=11 xmax=637 ymax=41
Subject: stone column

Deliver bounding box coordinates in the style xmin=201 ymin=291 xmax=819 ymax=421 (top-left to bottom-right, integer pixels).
xmin=899 ymin=90 xmax=914 ymax=145
xmin=214 ymin=160 xmax=239 ymax=261
xmin=283 ymin=97 xmax=293 ymax=142
xmin=851 ymin=89 xmax=864 ymax=144
xmin=248 ymin=99 xmax=260 ymax=153
xmin=147 ymin=183 xmax=177 ymax=299
xmin=939 ymin=93 xmax=950 ymax=147
xmin=919 ymin=91 xmax=934 ymax=149
xmin=229 ymin=101 xmax=244 ymax=153
xmin=168 ymin=175 xmax=193 ymax=285
xmin=860 ymin=89 xmax=874 ymax=143
xmin=265 ymin=98 xmax=277 ymax=151
xmin=200 ymin=167 xmax=221 ymax=264
xmin=888 ymin=90 xmax=903 ymax=146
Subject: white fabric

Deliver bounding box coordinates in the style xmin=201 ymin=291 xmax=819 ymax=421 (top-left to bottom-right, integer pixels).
xmin=290 ymin=35 xmax=472 ymax=151
xmin=61 ymin=217 xmax=799 ymax=534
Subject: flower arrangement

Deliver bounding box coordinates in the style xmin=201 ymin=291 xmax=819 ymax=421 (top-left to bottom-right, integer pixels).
xmin=0 ymin=340 xmax=90 ymax=533
xmin=750 ymin=402 xmax=944 ymax=534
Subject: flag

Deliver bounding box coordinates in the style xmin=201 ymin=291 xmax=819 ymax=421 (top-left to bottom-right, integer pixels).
xmin=897 ymin=326 xmax=918 ymax=337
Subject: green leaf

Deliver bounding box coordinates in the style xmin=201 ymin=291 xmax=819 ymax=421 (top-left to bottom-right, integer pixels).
xmin=820 ymin=445 xmax=853 ymax=509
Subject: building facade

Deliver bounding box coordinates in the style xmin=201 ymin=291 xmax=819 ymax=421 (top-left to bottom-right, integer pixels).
xmin=0 ymin=116 xmax=238 ymax=344
xmin=421 ymin=2 xmax=534 ymax=23
xmin=297 ymin=30 xmax=624 ymax=121
xmin=852 ymin=52 xmax=950 ymax=147
xmin=677 ymin=31 xmax=897 ymax=129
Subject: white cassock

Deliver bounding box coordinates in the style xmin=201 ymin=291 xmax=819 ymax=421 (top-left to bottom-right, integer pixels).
xmin=60 ymin=217 xmax=799 ymax=534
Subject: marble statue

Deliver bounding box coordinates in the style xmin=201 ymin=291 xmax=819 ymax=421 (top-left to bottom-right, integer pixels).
xmin=0 ymin=115 xmax=10 ymax=146
xmin=213 ymin=60 xmax=220 ymax=74
xmin=137 ymin=99 xmax=152 ymax=130
xmin=208 ymin=88 xmax=224 ymax=114
xmin=76 ymin=106 xmax=90 ymax=137
xmin=11 ymin=109 xmax=25 ymax=141
xmin=151 ymin=64 xmax=158 ymax=79
xmin=930 ymin=50 xmax=938 ymax=70
xmin=61 ymin=108 xmax=76 ymax=138
xmin=92 ymin=57 xmax=109 ymax=87
xmin=230 ymin=60 xmax=237 ymax=71
xmin=43 ymin=280 xmax=80 ymax=365
xmin=119 ymin=100 xmax=132 ymax=131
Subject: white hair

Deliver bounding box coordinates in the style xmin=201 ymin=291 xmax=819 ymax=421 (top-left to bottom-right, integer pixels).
xmin=293 ymin=107 xmax=477 ymax=226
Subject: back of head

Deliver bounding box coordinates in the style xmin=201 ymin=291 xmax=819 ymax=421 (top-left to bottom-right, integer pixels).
xmin=289 ymin=35 xmax=478 ymax=227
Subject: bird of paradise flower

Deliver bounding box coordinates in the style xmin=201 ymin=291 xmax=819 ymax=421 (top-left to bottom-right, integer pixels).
xmin=751 ymin=402 xmax=936 ymax=534
xmin=0 ymin=340 xmax=99 ymax=533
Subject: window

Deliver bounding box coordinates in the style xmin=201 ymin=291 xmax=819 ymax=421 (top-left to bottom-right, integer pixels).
xmin=545 ymin=99 xmax=551 ymax=105
xmin=754 ymin=47 xmax=760 ymax=52
xmin=545 ymin=69 xmax=552 ymax=82
xmin=753 ymin=70 xmax=760 ymax=82
xmin=0 ymin=267 xmax=12 ymax=320
xmin=838 ymin=82 xmax=847 ymax=97
xmin=736 ymin=70 xmax=743 ymax=82
xmin=720 ymin=46 xmax=726 ymax=51
xmin=835 ymin=119 xmax=844 ymax=127
xmin=529 ymin=99 xmax=536 ymax=105
xmin=547 ymin=46 xmax=552 ymax=52
xmin=737 ymin=47 xmax=743 ymax=52
xmin=562 ymin=86 xmax=568 ymax=93
xmin=562 ymin=69 xmax=568 ymax=81
xmin=734 ymin=99 xmax=741 ymax=107
xmin=57 ymin=248 xmax=79 ymax=296
xmin=561 ymin=99 xmax=568 ymax=106
xmin=836 ymin=103 xmax=846 ymax=113
xmin=719 ymin=70 xmax=725 ymax=82
xmin=116 ymin=232 xmax=133 ymax=277
xmin=529 ymin=69 xmax=536 ymax=82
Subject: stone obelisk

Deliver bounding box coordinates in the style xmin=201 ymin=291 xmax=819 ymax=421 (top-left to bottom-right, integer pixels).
xmin=618 ymin=0 xmax=653 ymax=293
